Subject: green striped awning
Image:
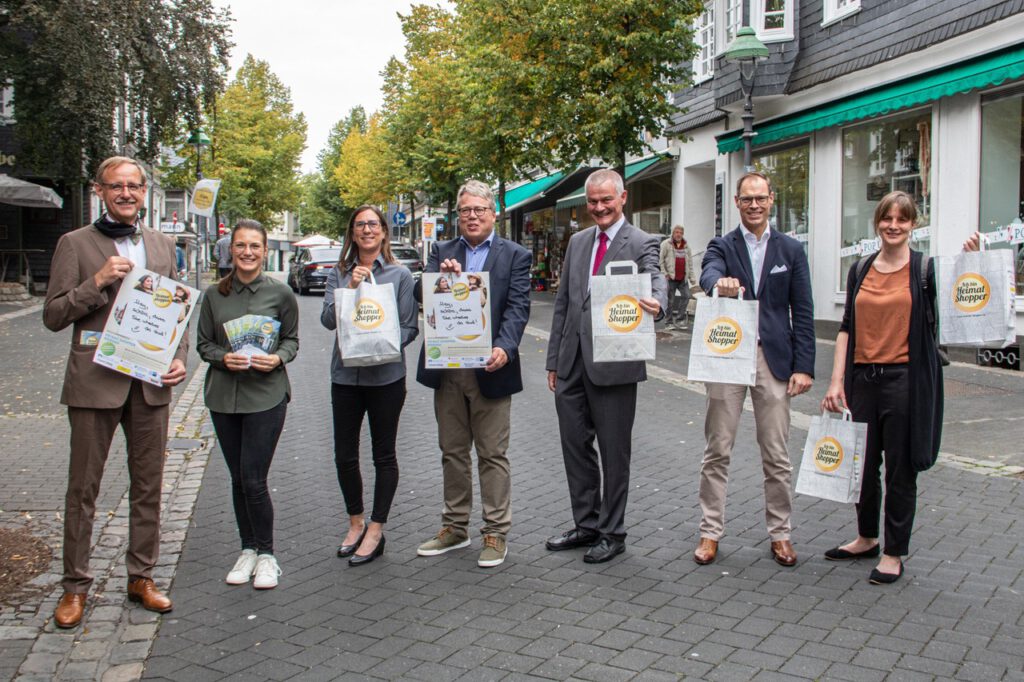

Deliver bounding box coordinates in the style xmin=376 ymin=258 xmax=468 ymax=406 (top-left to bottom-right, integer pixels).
xmin=497 ymin=171 xmax=565 ymax=212
xmin=555 ymin=156 xmax=667 ymax=209
xmin=717 ymin=44 xmax=1024 ymax=154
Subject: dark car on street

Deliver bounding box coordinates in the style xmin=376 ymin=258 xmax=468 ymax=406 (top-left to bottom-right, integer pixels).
xmin=288 ymin=246 xmax=341 ymax=295
xmin=391 ymin=243 xmax=424 ymax=282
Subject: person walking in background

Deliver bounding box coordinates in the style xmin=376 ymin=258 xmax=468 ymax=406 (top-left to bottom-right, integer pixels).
xmin=695 ymin=171 xmax=814 ymax=568
xmin=415 ymin=179 xmax=531 ymax=569
xmin=321 ymin=207 xmax=418 ymax=567
xmin=821 ymin=193 xmax=968 ymax=584
xmin=545 ymin=169 xmax=667 ymax=564
xmin=659 ymin=225 xmax=697 ymax=329
xmin=43 ymin=156 xmax=188 ymax=628
xmin=197 ymin=219 xmax=299 ymax=590
xmin=215 ymin=233 xmax=232 ymax=278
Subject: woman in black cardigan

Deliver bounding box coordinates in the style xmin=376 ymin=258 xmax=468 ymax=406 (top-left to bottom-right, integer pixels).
xmin=821 ymin=191 xmax=977 ymax=584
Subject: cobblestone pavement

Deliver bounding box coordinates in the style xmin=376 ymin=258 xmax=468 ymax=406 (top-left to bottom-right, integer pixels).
xmin=2 ymin=289 xmax=1022 ymax=680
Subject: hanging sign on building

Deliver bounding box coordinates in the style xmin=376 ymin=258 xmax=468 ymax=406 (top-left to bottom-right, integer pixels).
xmin=188 ymin=178 xmax=221 ymax=218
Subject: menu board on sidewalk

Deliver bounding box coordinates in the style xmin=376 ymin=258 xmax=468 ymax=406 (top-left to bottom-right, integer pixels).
xmin=422 ymin=271 xmax=492 ymax=368
xmin=92 ymin=268 xmax=199 ymax=386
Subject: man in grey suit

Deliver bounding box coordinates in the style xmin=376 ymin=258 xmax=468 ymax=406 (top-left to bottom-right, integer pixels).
xmin=545 ymin=169 xmax=667 ymax=563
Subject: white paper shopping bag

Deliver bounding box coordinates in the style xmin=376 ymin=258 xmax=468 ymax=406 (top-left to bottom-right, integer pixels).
xmin=686 ymin=288 xmax=758 ymax=386
xmin=335 ymin=273 xmax=402 ymax=366
xmin=590 ymin=261 xmax=656 ymax=362
xmin=938 ymin=244 xmax=1016 ymax=347
xmin=795 ymin=409 xmax=868 ymax=504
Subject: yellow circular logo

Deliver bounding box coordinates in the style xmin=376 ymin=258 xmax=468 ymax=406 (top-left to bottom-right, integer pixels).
xmin=604 ymin=295 xmax=643 ymax=333
xmin=260 ymin=321 xmax=275 ymax=334
xmin=953 ymin=273 xmax=990 ymax=313
xmin=152 ymin=289 xmax=173 ymax=308
xmin=452 ymin=282 xmax=470 ymax=301
xmin=703 ymin=317 xmax=742 ymax=355
xmin=352 ymin=299 xmax=385 ymax=330
xmin=813 ymin=436 xmax=844 ymax=473
xmin=193 ymin=188 xmax=215 ymax=210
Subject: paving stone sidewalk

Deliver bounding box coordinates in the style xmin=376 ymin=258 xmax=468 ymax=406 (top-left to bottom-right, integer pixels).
xmin=140 ymin=294 xmax=1023 ymax=681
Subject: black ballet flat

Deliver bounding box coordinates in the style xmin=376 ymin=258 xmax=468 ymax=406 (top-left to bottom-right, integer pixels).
xmin=349 ymin=535 xmax=386 ymax=567
xmin=336 ymin=525 xmax=367 ymax=558
xmin=869 ymin=560 xmax=904 ymax=585
xmin=824 ymin=544 xmax=880 ymax=561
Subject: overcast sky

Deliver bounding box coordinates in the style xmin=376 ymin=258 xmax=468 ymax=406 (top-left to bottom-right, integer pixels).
xmin=213 ymin=0 xmax=417 ymax=174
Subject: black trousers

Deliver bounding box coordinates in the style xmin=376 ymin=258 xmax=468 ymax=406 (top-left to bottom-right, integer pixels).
xmin=331 ymin=379 xmax=406 ymax=524
xmin=210 ymin=398 xmax=287 ymax=554
xmin=554 ymin=353 xmax=637 ymax=541
xmin=851 ymin=364 xmax=917 ymax=556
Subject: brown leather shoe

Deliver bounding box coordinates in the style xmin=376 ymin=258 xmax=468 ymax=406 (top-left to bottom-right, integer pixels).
xmin=127 ymin=578 xmax=173 ymax=613
xmin=693 ymin=538 xmax=718 ymax=565
xmin=771 ymin=540 xmax=797 ymax=567
xmin=54 ymin=592 xmax=87 ymax=628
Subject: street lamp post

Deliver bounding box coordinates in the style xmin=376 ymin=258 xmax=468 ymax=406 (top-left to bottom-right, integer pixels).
xmin=187 ymin=130 xmax=211 ymax=290
xmin=723 ymin=26 xmax=769 ymax=173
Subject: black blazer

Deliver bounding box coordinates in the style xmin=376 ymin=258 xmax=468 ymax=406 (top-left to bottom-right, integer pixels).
xmin=700 ymin=226 xmax=815 ymax=381
xmin=415 ymin=235 xmax=532 ymax=398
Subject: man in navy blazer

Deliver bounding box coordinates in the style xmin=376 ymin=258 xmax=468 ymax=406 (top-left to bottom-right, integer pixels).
xmin=694 ymin=171 xmax=814 ymax=568
xmin=415 ymin=179 xmax=532 ymax=568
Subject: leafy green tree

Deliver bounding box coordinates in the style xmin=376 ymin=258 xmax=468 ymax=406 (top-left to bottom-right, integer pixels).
xmin=0 ymin=0 xmax=231 ymax=181
xmin=298 ymin=107 xmax=367 ymax=238
xmin=525 ymin=0 xmax=702 ymax=173
xmin=172 ymin=55 xmax=306 ymax=227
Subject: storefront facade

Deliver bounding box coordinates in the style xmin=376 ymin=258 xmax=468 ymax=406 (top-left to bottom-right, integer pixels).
xmin=670 ymin=2 xmax=1024 ymax=341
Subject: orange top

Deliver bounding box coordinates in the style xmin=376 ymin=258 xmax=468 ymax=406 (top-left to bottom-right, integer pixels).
xmin=854 ymin=262 xmax=911 ymax=364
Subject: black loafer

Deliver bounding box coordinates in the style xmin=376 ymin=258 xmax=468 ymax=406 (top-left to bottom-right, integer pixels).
xmin=546 ymin=528 xmax=599 ymax=551
xmin=824 ymin=544 xmax=880 ymax=561
xmin=337 ymin=525 xmax=368 ymax=558
xmin=869 ymin=560 xmax=903 ymax=585
xmin=349 ymin=535 xmax=385 ymax=567
xmin=583 ymin=537 xmax=625 ymax=564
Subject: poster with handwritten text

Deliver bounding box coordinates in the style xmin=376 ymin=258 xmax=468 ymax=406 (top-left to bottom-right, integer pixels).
xmin=92 ymin=268 xmax=199 ymax=386
xmin=422 ymin=271 xmax=492 ymax=368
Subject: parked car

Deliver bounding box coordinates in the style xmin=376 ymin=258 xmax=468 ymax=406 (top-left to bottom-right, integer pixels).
xmin=391 ymin=243 xmax=423 ymax=282
xmin=288 ymin=246 xmax=341 ymax=295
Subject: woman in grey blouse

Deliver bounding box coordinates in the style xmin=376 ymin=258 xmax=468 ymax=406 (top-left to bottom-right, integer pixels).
xmin=321 ymin=206 xmax=419 ymax=566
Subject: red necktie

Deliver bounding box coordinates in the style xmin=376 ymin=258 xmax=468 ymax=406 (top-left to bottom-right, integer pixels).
xmin=592 ymin=231 xmax=609 ymax=276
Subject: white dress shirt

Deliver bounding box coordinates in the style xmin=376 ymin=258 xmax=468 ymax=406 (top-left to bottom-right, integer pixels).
xmin=739 ymin=223 xmax=770 ymax=293
xmin=106 ymin=214 xmax=147 ymax=270
xmin=588 ymin=216 xmax=625 ymax=286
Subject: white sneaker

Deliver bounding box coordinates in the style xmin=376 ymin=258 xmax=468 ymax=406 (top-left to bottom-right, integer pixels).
xmin=226 ymin=549 xmax=258 ymax=585
xmin=252 ymin=554 xmax=281 ymax=590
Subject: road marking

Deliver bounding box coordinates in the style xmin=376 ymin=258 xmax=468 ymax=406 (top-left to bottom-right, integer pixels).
xmin=0 ymin=303 xmax=42 ymax=323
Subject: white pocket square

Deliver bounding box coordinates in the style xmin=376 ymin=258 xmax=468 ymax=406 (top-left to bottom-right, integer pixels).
xmin=770 ymin=264 xmax=788 ymax=274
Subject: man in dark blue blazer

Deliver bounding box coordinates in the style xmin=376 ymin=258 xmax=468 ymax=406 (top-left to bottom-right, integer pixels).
xmin=415 ymin=179 xmax=532 ymax=568
xmin=694 ymin=171 xmax=815 ymax=568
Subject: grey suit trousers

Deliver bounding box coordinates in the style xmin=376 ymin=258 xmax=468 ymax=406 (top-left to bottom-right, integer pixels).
xmin=555 ymin=352 xmax=637 ymax=540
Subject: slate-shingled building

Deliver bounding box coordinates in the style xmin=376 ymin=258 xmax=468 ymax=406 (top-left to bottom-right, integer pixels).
xmin=668 ymin=0 xmax=1024 ymax=339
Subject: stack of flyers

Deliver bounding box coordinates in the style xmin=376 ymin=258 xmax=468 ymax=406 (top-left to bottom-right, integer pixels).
xmin=223 ymin=315 xmax=281 ymax=357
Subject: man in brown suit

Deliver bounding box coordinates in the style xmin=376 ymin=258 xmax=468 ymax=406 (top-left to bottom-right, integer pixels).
xmin=43 ymin=156 xmax=188 ymax=628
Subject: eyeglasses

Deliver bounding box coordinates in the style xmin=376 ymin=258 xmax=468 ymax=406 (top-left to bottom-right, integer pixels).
xmin=738 ymin=195 xmax=772 ymax=207
xmin=100 ymin=182 xmax=146 ymax=193
xmin=457 ymin=206 xmax=490 ymax=217
xmin=354 ymin=220 xmax=382 ymax=231
xmin=232 ymin=242 xmax=264 ymax=252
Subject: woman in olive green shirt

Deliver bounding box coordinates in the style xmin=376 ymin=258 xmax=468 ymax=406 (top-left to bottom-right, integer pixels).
xmin=197 ymin=219 xmax=299 ymax=590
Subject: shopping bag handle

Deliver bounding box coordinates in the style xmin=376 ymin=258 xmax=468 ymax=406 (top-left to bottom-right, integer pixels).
xmin=711 ymin=285 xmax=744 ymax=299
xmin=363 ymin=271 xmax=377 ymax=286
xmin=820 ymin=407 xmax=853 ymax=421
xmin=605 ymin=260 xmax=638 ymax=276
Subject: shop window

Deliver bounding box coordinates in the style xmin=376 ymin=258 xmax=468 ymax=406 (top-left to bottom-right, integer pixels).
xmin=692 ymin=8 xmax=716 ymax=83
xmin=840 ymin=109 xmax=932 ymax=287
xmin=980 ymin=89 xmax=1024 ymax=295
xmin=754 ymin=142 xmax=809 ymax=258
xmin=823 ymin=0 xmax=860 ymax=27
